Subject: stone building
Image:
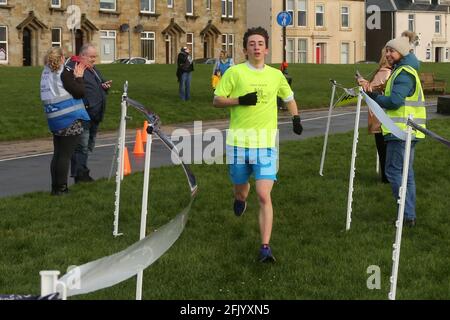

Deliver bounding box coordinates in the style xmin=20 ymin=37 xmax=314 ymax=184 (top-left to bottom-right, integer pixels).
xmin=0 ymin=0 xmax=246 ymax=66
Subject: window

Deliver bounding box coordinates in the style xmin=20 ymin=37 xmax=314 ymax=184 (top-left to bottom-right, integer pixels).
xmin=221 ymin=33 xmax=234 ymax=58
xmin=435 ymin=15 xmax=441 ymax=34
xmin=167 ymin=0 xmax=173 ymax=8
xmin=221 ymin=0 xmax=233 ymax=18
xmin=297 ymin=0 xmax=307 ymax=27
xmin=287 ymin=38 xmax=308 ymax=63
xmin=141 ymin=32 xmax=155 ymax=62
xmin=340 ymin=43 xmax=349 ymax=64
xmin=287 ymin=0 xmax=294 ymax=26
xmin=341 ymin=7 xmax=349 ymax=28
xmin=287 ymin=39 xmax=294 ymax=63
xmin=51 ymin=28 xmax=62 ymax=47
xmin=140 ymin=0 xmax=155 ymax=13
xmin=408 ymin=14 xmax=415 ymax=32
xmin=227 ymin=0 xmax=233 ymax=17
xmin=446 ymin=48 xmax=449 ymax=60
xmin=0 ymin=0 xmax=7 ymax=4
xmin=206 ymin=0 xmax=211 ymax=10
xmin=100 ymin=30 xmax=116 ymax=63
xmin=426 ymin=48 xmax=431 ymax=60
xmin=51 ymin=0 xmax=61 ymax=8
xmin=0 ymin=26 xmax=7 ymax=63
xmin=100 ymin=0 xmax=116 ymax=10
xmin=186 ymin=0 xmax=193 ymax=15
xmin=187 ymin=33 xmax=194 ymax=58
xmin=316 ymin=5 xmax=324 ymax=27
xmin=298 ymin=39 xmax=307 ymax=63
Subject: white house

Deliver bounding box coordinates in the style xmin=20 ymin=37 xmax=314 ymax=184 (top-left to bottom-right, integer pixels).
xmin=366 ymin=0 xmax=450 ymax=62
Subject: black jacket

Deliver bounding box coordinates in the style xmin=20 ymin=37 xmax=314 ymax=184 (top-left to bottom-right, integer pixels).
xmin=177 ymin=51 xmax=194 ymax=71
xmin=66 ymin=59 xmax=108 ymax=123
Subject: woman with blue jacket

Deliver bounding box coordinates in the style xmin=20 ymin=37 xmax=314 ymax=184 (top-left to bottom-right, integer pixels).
xmin=40 ymin=47 xmax=90 ymax=195
xmin=368 ymin=36 xmax=426 ymax=227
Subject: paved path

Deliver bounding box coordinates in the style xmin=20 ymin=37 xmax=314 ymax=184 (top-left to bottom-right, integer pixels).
xmin=0 ymin=104 xmax=444 ymax=198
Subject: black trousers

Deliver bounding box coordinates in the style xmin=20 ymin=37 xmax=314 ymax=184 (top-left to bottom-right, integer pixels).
xmin=51 ymin=134 xmax=80 ymax=188
xmin=374 ymin=132 xmax=388 ymax=182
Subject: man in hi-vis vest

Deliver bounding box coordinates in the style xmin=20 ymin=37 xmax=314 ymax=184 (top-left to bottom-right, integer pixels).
xmin=369 ymin=36 xmax=426 ymax=227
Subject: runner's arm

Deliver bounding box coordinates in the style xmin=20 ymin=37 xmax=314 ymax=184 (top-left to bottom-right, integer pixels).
xmin=213 ymin=95 xmax=239 ymax=108
xmin=285 ymin=98 xmax=299 ymax=117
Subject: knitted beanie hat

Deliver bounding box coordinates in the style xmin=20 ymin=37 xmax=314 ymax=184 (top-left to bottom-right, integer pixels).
xmin=385 ymin=36 xmax=411 ymax=56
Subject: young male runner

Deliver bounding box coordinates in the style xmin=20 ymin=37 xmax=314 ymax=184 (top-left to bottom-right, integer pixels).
xmin=213 ymin=27 xmax=303 ymax=262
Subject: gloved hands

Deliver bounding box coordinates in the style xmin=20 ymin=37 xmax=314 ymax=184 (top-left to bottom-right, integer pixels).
xmin=292 ymin=115 xmax=303 ymax=135
xmin=238 ymin=92 xmax=258 ymax=106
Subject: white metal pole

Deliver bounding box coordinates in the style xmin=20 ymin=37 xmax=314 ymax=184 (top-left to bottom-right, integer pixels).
xmin=389 ymin=116 xmax=413 ymax=301
xmin=319 ymin=83 xmax=337 ymax=176
xmin=40 ymin=270 xmax=60 ymax=296
xmin=136 ymin=132 xmax=152 ymax=300
xmin=113 ymin=83 xmax=128 ymax=237
xmin=345 ymin=88 xmax=363 ymax=231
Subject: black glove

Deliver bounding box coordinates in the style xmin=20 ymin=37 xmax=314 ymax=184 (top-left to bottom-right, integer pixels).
xmin=292 ymin=115 xmax=303 ymax=135
xmin=238 ymin=92 xmax=258 ymax=106
xmin=367 ymin=91 xmax=379 ymax=100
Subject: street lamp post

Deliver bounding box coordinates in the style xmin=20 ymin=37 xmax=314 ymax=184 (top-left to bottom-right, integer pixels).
xmin=283 ymin=1 xmax=286 ymax=62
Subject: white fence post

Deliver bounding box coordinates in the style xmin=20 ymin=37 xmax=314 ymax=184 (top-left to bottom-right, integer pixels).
xmin=389 ymin=115 xmax=414 ymax=300
xmin=345 ymin=88 xmax=363 ymax=231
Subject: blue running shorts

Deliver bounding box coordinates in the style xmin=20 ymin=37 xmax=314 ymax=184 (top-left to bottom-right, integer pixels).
xmin=226 ymin=145 xmax=278 ymax=184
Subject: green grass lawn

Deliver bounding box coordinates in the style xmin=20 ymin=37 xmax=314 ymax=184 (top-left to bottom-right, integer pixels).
xmin=1 ymin=119 xmax=449 ymax=300
xmin=1 ymin=62 xmax=450 ymax=141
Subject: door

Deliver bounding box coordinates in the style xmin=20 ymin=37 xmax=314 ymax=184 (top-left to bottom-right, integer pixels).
xmin=203 ymin=40 xmax=208 ymax=58
xmin=165 ymin=35 xmax=171 ymax=64
xmin=22 ymin=28 xmax=31 ymax=66
xmin=315 ymin=44 xmax=321 ymax=64
xmin=315 ymin=43 xmax=325 ymax=64
xmin=100 ymin=31 xmax=116 ymax=63
xmin=435 ymin=47 xmax=442 ymax=62
xmin=75 ymin=30 xmax=83 ymax=55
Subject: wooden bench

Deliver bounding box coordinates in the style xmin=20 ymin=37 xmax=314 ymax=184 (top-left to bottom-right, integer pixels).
xmin=419 ymin=72 xmax=447 ymax=93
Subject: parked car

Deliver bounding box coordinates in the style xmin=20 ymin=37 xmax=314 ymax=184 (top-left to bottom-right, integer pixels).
xmin=356 ymin=60 xmax=377 ymax=64
xmin=112 ymin=58 xmax=130 ymax=64
xmin=112 ymin=57 xmax=152 ymax=64
xmin=193 ymin=58 xmax=217 ymax=64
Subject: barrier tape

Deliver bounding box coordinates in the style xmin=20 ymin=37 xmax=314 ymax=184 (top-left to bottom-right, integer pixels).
xmin=361 ymin=91 xmax=407 ymax=141
xmin=407 ymin=119 xmax=450 ymax=148
xmin=57 ymin=97 xmax=198 ymax=297
xmin=59 ymin=202 xmax=192 ymax=297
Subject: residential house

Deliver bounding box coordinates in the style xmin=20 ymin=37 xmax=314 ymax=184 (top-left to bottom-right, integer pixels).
xmin=366 ymin=0 xmax=450 ymax=62
xmin=247 ymin=0 xmax=366 ymax=64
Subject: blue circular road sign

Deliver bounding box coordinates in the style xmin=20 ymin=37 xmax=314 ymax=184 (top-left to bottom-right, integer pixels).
xmin=277 ymin=11 xmax=292 ymax=27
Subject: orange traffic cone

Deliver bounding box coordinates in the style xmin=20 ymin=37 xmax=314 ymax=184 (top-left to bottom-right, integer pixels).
xmin=133 ymin=129 xmax=145 ymax=156
xmin=141 ymin=121 xmax=148 ymax=143
xmin=123 ymin=147 xmax=132 ymax=176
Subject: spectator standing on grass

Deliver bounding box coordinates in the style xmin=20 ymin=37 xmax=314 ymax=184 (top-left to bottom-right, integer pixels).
xmin=68 ymin=44 xmax=112 ymax=183
xmin=177 ymin=46 xmax=194 ymax=101
xmin=277 ymin=61 xmax=292 ymax=110
xmin=364 ymin=36 xmax=427 ymax=228
xmin=356 ymin=47 xmax=393 ymax=183
xmin=213 ymin=27 xmax=303 ymax=262
xmin=40 ymin=47 xmax=90 ymax=195
xmin=212 ymin=50 xmax=234 ymax=86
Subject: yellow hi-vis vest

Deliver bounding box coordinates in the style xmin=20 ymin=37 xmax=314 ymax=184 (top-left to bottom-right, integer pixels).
xmin=381 ymin=65 xmax=426 ymax=139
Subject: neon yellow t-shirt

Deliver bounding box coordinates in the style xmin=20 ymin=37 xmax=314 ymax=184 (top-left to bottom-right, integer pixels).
xmin=214 ymin=62 xmax=294 ymax=148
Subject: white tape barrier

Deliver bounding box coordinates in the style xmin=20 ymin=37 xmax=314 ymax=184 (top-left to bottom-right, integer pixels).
xmin=361 ymin=92 xmax=407 ymax=141
xmin=59 ymin=203 xmax=191 ymax=297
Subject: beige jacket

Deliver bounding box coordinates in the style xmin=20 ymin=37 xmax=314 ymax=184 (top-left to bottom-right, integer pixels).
xmin=367 ymin=67 xmax=392 ymax=134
